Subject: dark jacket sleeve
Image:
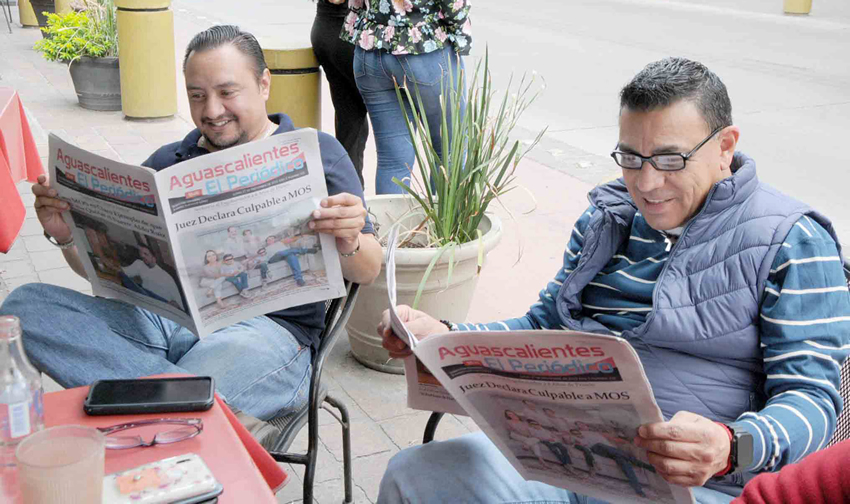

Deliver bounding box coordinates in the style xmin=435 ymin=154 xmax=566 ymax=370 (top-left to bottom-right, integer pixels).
xmin=733 ymin=440 xmax=850 ymax=504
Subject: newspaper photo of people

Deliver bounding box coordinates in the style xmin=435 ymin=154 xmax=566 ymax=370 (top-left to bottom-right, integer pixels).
xmin=180 ymin=199 xmax=327 ymax=321
xmin=469 ymin=395 xmax=672 ymax=503
xmin=70 ymin=210 xmax=188 ymax=314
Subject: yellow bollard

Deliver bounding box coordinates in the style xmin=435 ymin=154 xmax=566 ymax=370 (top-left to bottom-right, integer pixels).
xmin=55 ymin=0 xmax=72 ymax=14
xmin=114 ymin=0 xmax=177 ymax=119
xmin=783 ymin=0 xmax=812 ymax=14
xmin=18 ymin=0 xmax=38 ymax=27
xmin=264 ymin=48 xmax=322 ymax=130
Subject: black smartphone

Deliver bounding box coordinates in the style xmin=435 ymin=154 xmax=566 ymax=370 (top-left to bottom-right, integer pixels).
xmin=84 ymin=376 xmax=215 ymax=415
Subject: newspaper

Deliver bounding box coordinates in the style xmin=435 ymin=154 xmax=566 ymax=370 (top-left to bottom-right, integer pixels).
xmin=385 ymin=226 xmax=694 ymax=504
xmin=47 ymin=130 xmax=346 ymax=337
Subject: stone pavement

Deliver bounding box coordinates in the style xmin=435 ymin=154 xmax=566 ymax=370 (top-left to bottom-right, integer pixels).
xmin=0 ymin=5 xmax=616 ymax=503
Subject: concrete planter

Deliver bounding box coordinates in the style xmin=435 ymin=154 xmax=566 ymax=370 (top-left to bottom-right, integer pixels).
xmin=347 ymin=195 xmax=503 ymax=374
xmin=69 ymin=56 xmax=122 ymax=111
xmin=783 ymin=0 xmax=812 ymax=14
xmin=29 ymin=0 xmax=55 ymax=37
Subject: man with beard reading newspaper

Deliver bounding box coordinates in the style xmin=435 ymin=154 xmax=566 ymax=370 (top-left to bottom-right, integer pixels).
xmin=376 ymin=57 xmax=850 ymax=502
xmin=1 ymin=25 xmax=381 ymax=446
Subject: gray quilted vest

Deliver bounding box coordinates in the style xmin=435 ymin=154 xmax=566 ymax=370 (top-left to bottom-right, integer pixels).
xmin=555 ymin=153 xmax=843 ymax=426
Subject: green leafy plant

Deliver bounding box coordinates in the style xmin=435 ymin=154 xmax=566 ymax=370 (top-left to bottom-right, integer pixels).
xmin=392 ymin=48 xmax=546 ymax=307
xmin=33 ymin=0 xmax=118 ymax=63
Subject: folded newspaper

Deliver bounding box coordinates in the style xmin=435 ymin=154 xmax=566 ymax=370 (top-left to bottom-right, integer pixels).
xmin=385 ymin=226 xmax=694 ymax=504
xmin=48 ymin=130 xmax=346 ymax=337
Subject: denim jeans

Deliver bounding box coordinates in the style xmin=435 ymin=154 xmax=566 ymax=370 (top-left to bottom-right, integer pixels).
xmin=225 ymin=271 xmax=249 ymax=292
xmin=268 ymin=248 xmax=308 ymax=281
xmin=354 ymin=45 xmax=464 ymax=195
xmin=0 ymin=283 xmax=311 ymax=420
xmin=378 ymin=432 xmax=737 ymax=504
xmin=590 ymin=442 xmax=654 ymax=497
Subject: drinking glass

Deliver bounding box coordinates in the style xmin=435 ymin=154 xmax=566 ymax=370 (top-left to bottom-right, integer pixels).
xmin=15 ymin=425 xmax=105 ymax=504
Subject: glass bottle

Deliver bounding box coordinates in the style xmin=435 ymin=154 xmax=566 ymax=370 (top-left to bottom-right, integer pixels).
xmin=0 ymin=315 xmax=44 ymax=502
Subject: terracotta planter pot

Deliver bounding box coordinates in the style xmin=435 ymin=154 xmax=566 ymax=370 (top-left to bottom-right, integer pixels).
xmin=346 ymin=195 xmax=503 ymax=374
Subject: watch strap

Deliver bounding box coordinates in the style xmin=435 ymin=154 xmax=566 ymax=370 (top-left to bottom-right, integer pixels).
xmin=713 ymin=421 xmax=734 ymax=477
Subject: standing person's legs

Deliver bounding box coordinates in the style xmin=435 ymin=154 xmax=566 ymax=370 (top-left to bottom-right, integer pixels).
xmin=175 ymin=316 xmax=311 ymax=420
xmin=0 ymin=283 xmax=196 ymax=388
xmin=354 ymin=47 xmax=415 ymax=195
xmin=311 ymin=11 xmax=368 ymax=187
xmin=397 ymin=45 xmax=464 ymax=169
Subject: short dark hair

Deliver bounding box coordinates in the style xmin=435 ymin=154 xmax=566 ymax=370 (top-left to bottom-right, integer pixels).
xmin=183 ymin=25 xmax=267 ymax=81
xmin=223 ymin=254 xmax=234 ymax=261
xmin=619 ymin=57 xmax=732 ymax=132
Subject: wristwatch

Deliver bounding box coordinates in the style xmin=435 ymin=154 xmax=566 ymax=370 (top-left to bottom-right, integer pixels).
xmin=726 ymin=424 xmax=754 ymax=474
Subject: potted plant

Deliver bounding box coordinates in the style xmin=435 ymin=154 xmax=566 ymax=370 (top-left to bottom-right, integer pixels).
xmin=347 ymin=51 xmax=545 ymax=373
xmin=33 ymin=0 xmax=120 ymax=111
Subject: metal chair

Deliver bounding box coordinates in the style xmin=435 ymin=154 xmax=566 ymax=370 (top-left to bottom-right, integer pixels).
xmin=2 ymin=0 xmax=13 ymax=34
xmin=827 ymin=259 xmax=850 ymax=446
xmin=268 ymin=282 xmax=360 ymax=503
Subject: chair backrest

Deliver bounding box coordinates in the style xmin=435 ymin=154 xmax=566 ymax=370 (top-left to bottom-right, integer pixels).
xmin=830 ymin=360 xmax=850 ymax=446
xmin=829 ymin=260 xmax=850 ymax=446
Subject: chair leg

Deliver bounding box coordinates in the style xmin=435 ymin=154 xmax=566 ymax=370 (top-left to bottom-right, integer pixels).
xmin=423 ymin=412 xmax=445 ymax=444
xmin=325 ymin=395 xmax=353 ymax=504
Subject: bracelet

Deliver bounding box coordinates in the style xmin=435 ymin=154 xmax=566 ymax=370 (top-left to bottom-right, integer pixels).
xmin=44 ymin=231 xmax=75 ymax=250
xmin=339 ymin=236 xmax=361 ymax=257
xmin=439 ymin=319 xmax=454 ymax=331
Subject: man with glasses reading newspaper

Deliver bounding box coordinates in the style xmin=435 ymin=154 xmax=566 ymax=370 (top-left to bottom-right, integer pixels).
xmin=2 ymin=25 xmax=382 ymax=447
xmin=376 ymin=57 xmax=850 ymax=503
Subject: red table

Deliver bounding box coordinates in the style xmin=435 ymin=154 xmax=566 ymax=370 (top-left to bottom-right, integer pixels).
xmin=44 ymin=385 xmax=288 ymax=503
xmin=0 ymin=88 xmax=44 ymax=253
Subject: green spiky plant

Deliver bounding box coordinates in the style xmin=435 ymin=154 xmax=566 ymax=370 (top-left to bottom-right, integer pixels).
xmin=392 ymin=48 xmax=546 ymax=308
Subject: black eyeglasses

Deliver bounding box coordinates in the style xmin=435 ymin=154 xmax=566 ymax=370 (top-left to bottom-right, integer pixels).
xmin=98 ymin=418 xmax=203 ymax=450
xmin=610 ymin=126 xmax=725 ymax=172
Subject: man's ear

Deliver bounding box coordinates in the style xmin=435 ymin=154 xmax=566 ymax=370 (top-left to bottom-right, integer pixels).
xmin=260 ymin=68 xmax=271 ymax=101
xmin=718 ymin=125 xmax=740 ymax=171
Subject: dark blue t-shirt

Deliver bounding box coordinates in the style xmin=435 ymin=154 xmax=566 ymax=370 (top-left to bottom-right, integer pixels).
xmin=142 ymin=113 xmax=374 ymax=350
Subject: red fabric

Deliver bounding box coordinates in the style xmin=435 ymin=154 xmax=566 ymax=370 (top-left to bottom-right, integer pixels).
xmin=733 ymin=440 xmax=850 ymax=504
xmin=713 ymin=421 xmax=733 ymax=477
xmin=43 ymin=379 xmax=287 ymax=503
xmin=0 ymin=88 xmax=45 ymax=253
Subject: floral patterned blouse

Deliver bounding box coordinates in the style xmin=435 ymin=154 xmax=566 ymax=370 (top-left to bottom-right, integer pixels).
xmin=341 ymin=0 xmax=472 ymax=56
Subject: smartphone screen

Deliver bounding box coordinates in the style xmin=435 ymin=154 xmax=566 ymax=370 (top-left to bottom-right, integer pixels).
xmin=85 ymin=377 xmax=215 ymax=415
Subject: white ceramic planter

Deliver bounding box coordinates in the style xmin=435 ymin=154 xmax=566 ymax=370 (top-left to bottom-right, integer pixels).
xmin=347 ymin=195 xmax=503 ymax=373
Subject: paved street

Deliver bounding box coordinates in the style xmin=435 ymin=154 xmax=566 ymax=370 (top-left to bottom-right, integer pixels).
xmin=1 ymin=0 xmax=849 ymax=502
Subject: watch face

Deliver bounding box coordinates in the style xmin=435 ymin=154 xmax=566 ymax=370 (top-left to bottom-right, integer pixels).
xmin=735 ymin=431 xmax=755 ymax=471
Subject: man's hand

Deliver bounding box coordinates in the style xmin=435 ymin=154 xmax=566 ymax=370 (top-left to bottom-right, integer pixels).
xmin=32 ymin=174 xmax=72 ymax=242
xmin=308 ymin=193 xmax=366 ymax=255
xmin=377 ymin=304 xmax=447 ymax=358
xmin=635 ymin=411 xmax=731 ymax=487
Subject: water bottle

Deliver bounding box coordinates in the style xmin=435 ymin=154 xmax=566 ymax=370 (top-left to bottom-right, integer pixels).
xmin=0 ymin=315 xmax=44 ymax=502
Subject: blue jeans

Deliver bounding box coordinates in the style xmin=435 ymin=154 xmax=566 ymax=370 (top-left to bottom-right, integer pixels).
xmin=225 ymin=271 xmax=249 ymax=292
xmin=378 ymin=432 xmax=736 ymax=504
xmin=354 ymin=45 xmax=464 ymax=195
xmin=0 ymin=283 xmax=311 ymax=420
xmin=268 ymin=248 xmax=308 ymax=281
